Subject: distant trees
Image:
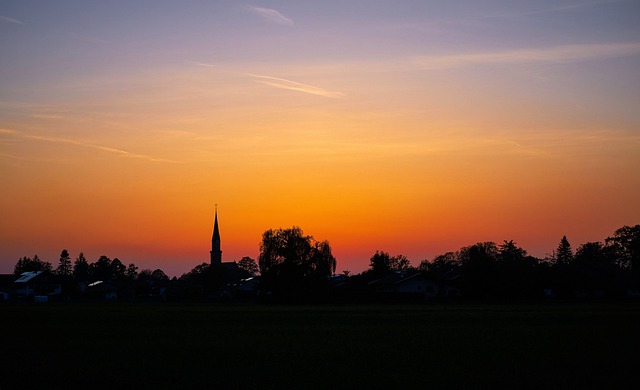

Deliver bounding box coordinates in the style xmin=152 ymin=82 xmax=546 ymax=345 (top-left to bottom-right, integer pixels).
xmin=56 ymin=249 xmax=73 ymax=277
xmin=178 ymin=263 xmax=216 ymax=297
xmin=9 ymin=223 xmax=640 ymax=301
xmin=570 ymin=241 xmax=616 ymax=293
xmin=369 ymin=250 xmax=390 ymax=274
xmin=419 ymin=252 xmax=457 ymax=276
xmin=151 ymin=269 xmax=169 ymax=281
xmin=258 ymin=226 xmax=336 ymax=295
xmin=13 ymin=251 xmax=143 ymax=284
xmin=90 ymin=255 xmax=112 ymax=281
xmin=417 ymin=241 xmax=542 ymax=298
xmin=555 ymin=236 xmax=574 ymax=266
xmin=126 ymin=263 xmax=139 ymax=281
xmin=497 ymin=240 xmax=539 ymax=297
xmin=606 ymin=224 xmax=640 ymax=270
xmin=14 ymin=255 xmax=52 ymax=274
xmin=574 ymin=242 xmax=609 ymax=266
xmin=111 ymin=258 xmax=126 ymax=281
xmin=457 ymin=242 xmax=499 ymax=297
xmin=497 ymin=240 xmax=527 ymax=264
xmin=11 ymin=250 xmax=171 ymax=300
xmin=181 ymin=263 xmax=210 ymax=281
xmin=369 ymin=251 xmax=411 ymax=276
xmin=73 ymin=253 xmax=90 ymax=281
xmin=16 ymin=255 xmax=50 ymax=274
xmin=410 ymin=227 xmax=639 ymax=299
xmin=237 ymin=256 xmax=259 ymax=277
xmin=177 ymin=260 xmax=258 ymax=298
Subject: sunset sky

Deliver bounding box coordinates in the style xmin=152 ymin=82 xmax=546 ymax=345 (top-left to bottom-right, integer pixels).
xmin=1 ymin=0 xmax=639 ymax=276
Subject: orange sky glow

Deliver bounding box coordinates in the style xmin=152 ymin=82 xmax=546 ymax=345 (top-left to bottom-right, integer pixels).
xmin=1 ymin=1 xmax=639 ymax=276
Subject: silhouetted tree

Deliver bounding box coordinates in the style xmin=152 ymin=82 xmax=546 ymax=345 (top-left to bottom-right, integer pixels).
xmin=572 ymin=241 xmax=618 ymax=295
xmin=178 ymin=263 xmax=216 ymax=298
xmin=56 ymin=249 xmax=73 ymax=277
xmin=369 ymin=250 xmax=392 ymax=275
xmin=393 ymin=254 xmax=412 ymax=270
xmin=73 ymin=252 xmax=90 ymax=281
xmin=125 ymin=263 xmax=138 ymax=281
xmin=459 ymin=242 xmax=498 ymax=298
xmin=556 ymin=236 xmax=574 ymax=266
xmin=14 ymin=257 xmax=29 ymax=275
xmin=259 ymin=227 xmax=310 ymax=275
xmin=111 ymin=258 xmax=126 ymax=281
xmin=181 ymin=263 xmax=210 ymax=280
xmin=237 ymin=256 xmax=259 ymax=277
xmin=258 ymin=226 xmax=336 ymax=295
xmin=496 ymin=240 xmax=539 ymax=297
xmin=90 ymin=256 xmax=112 ymax=281
xmin=418 ymin=259 xmax=429 ymax=272
xmin=606 ymin=225 xmax=640 ymax=270
xmin=134 ymin=269 xmax=169 ymax=298
xmin=311 ymin=240 xmax=337 ymax=276
xmin=419 ymin=252 xmax=458 ymax=277
xmin=138 ymin=269 xmax=154 ymax=281
xmin=497 ymin=240 xmax=527 ymax=264
xmin=14 ymin=255 xmax=53 ymax=274
xmin=368 ymin=251 xmax=411 ymax=275
xmin=151 ymin=269 xmax=169 ymax=281
xmin=574 ymin=242 xmax=611 ymax=267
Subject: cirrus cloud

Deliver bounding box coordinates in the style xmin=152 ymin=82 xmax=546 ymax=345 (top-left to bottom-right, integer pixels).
xmin=247 ymin=6 xmax=293 ymax=26
xmin=249 ymin=73 xmax=344 ymax=98
xmin=19 ymin=133 xmax=182 ymax=163
xmin=417 ymin=42 xmax=640 ymax=69
xmin=0 ymin=15 xmax=24 ymax=25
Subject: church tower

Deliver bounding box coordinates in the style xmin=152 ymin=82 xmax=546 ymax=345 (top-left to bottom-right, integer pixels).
xmin=210 ymin=205 xmax=222 ymax=265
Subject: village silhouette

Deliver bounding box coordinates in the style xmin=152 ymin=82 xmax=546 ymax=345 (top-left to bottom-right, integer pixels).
xmin=3 ymin=207 xmax=639 ymax=303
xmin=4 ymin=212 xmax=640 ymax=389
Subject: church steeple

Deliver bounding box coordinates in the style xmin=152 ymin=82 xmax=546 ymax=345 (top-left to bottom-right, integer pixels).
xmin=210 ymin=205 xmax=222 ymax=265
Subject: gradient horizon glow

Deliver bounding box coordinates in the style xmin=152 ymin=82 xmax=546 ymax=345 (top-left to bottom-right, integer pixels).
xmin=1 ymin=1 xmax=639 ymax=277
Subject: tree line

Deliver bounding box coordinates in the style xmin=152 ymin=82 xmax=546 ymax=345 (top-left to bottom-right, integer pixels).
xmin=350 ymin=224 xmax=640 ymax=299
xmin=14 ymin=250 xmax=164 ymax=282
xmin=10 ymin=224 xmax=640 ymax=300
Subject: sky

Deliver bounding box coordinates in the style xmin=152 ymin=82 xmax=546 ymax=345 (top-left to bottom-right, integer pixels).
xmin=1 ymin=0 xmax=639 ymax=277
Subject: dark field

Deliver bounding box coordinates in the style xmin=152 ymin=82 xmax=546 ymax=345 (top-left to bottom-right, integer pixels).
xmin=2 ymin=302 xmax=640 ymax=389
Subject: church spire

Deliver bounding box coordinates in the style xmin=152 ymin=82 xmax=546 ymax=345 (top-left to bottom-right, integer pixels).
xmin=210 ymin=204 xmax=222 ymax=265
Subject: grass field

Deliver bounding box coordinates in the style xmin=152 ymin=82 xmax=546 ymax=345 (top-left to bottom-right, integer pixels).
xmin=2 ymin=302 xmax=640 ymax=389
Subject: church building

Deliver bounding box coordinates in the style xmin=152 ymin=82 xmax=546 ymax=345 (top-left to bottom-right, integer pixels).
xmin=209 ymin=206 xmax=244 ymax=282
xmin=210 ymin=206 xmax=222 ymax=265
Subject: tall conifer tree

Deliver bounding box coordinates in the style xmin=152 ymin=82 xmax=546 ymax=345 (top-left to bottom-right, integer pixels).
xmin=556 ymin=236 xmax=574 ymax=265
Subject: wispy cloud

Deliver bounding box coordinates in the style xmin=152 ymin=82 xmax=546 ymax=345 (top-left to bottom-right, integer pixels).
xmin=30 ymin=114 xmax=65 ymax=120
xmin=247 ymin=6 xmax=293 ymax=26
xmin=190 ymin=61 xmax=217 ymax=68
xmin=249 ymin=73 xmax=344 ymax=98
xmin=22 ymin=134 xmax=182 ymax=163
xmin=417 ymin=42 xmax=640 ymax=69
xmin=499 ymin=138 xmax=549 ymax=156
xmin=0 ymin=128 xmax=17 ymax=134
xmin=546 ymin=0 xmax=626 ymax=13
xmin=483 ymin=0 xmax=625 ymax=19
xmin=0 ymin=15 xmax=24 ymax=25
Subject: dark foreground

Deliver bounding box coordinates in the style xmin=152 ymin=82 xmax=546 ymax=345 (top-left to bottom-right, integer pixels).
xmin=2 ymin=302 xmax=639 ymax=389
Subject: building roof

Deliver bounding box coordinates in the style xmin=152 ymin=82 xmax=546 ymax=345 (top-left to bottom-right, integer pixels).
xmin=14 ymin=271 xmax=44 ymax=283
